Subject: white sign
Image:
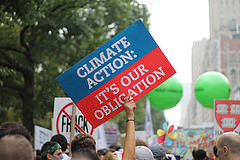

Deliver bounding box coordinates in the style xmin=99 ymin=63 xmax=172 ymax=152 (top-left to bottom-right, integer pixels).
xmin=52 ymin=98 xmax=93 ymax=146
xmin=34 ymin=125 xmax=52 ymax=150
xmin=104 ymin=122 xmax=119 ymax=147
xmin=214 ymin=100 xmax=240 ymax=138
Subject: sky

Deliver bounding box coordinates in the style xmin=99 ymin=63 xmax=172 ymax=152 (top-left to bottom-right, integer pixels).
xmin=139 ymin=0 xmax=210 ymax=127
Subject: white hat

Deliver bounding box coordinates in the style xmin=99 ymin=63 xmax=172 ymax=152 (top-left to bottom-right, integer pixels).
xmin=135 ymin=146 xmax=154 ymax=160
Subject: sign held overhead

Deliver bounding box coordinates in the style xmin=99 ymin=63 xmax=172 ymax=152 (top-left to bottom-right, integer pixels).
xmin=57 ymin=20 xmax=176 ymax=129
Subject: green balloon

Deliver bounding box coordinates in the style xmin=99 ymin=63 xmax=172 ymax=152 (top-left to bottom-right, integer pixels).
xmin=195 ymin=71 xmax=231 ymax=109
xmin=148 ymin=76 xmax=183 ymax=110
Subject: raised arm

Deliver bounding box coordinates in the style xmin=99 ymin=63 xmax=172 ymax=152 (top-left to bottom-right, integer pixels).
xmin=122 ymin=94 xmax=136 ymax=160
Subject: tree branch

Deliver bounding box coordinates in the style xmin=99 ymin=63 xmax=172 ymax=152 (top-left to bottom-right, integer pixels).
xmin=0 ymin=46 xmax=26 ymax=55
xmin=50 ymin=2 xmax=67 ymax=13
xmin=49 ymin=0 xmax=96 ymax=16
xmin=0 ymin=51 xmax=26 ymax=73
xmin=1 ymin=81 xmax=24 ymax=93
xmin=20 ymin=25 xmax=30 ymax=54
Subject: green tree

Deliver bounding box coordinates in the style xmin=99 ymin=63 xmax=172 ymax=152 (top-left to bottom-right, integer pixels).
xmin=0 ymin=0 xmax=150 ymax=134
xmin=151 ymin=106 xmax=166 ymax=133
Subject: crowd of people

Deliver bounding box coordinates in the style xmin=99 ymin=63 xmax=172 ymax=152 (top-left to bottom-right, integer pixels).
xmin=0 ymin=94 xmax=240 ymax=160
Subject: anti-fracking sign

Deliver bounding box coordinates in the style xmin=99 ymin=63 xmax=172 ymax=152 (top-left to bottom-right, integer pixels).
xmin=214 ymin=99 xmax=240 ymax=138
xmin=57 ymin=20 xmax=176 ymax=129
xmin=52 ymin=98 xmax=93 ymax=146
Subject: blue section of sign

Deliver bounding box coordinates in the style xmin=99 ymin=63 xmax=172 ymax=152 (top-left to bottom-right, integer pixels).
xmin=57 ymin=20 xmax=158 ymax=103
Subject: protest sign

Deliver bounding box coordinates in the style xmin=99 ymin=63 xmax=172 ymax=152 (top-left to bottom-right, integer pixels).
xmin=104 ymin=122 xmax=119 ymax=147
xmin=57 ymin=20 xmax=176 ymax=129
xmin=34 ymin=125 xmax=52 ymax=150
xmin=52 ymin=98 xmax=93 ymax=146
xmin=214 ymin=99 xmax=240 ymax=138
xmin=173 ymin=127 xmax=214 ymax=160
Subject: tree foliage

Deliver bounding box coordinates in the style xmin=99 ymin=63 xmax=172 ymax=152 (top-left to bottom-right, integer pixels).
xmin=0 ymin=0 xmax=150 ymax=134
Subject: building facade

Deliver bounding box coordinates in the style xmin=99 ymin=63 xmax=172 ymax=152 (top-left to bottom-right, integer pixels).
xmin=183 ymin=0 xmax=240 ymax=128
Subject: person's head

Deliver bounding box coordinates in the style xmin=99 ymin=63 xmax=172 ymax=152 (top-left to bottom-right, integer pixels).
xmin=103 ymin=151 xmax=118 ymax=160
xmin=136 ymin=138 xmax=149 ymax=148
xmin=97 ymin=149 xmax=108 ymax=160
xmin=216 ymin=132 xmax=240 ymax=160
xmin=109 ymin=144 xmax=121 ymax=151
xmin=71 ymin=133 xmax=96 ymax=154
xmin=51 ymin=134 xmax=68 ymax=152
xmin=41 ymin=141 xmax=63 ymax=160
xmin=0 ymin=122 xmax=33 ymax=143
xmin=192 ymin=149 xmax=208 ymax=160
xmin=0 ymin=135 xmax=33 ymax=160
xmin=150 ymin=144 xmax=166 ymax=160
xmin=135 ymin=146 xmax=154 ymax=160
xmin=72 ymin=148 xmax=100 ymax=160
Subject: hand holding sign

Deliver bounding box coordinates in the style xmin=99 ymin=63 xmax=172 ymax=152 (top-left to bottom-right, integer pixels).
xmin=123 ymin=94 xmax=136 ymax=160
xmin=124 ymin=94 xmax=136 ymax=120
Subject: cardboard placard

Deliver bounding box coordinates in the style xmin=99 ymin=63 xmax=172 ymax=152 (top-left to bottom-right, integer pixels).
xmin=57 ymin=20 xmax=175 ymax=129
xmin=34 ymin=125 xmax=52 ymax=150
xmin=52 ymin=98 xmax=93 ymax=146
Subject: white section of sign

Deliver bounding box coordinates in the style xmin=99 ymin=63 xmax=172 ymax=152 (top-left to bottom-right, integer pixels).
xmin=52 ymin=98 xmax=93 ymax=146
xmin=104 ymin=122 xmax=118 ymax=147
xmin=34 ymin=125 xmax=52 ymax=150
xmin=93 ymin=124 xmax=107 ymax=150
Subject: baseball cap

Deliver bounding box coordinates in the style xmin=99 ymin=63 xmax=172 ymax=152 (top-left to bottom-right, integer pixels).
xmin=150 ymin=144 xmax=166 ymax=158
xmin=135 ymin=146 xmax=154 ymax=160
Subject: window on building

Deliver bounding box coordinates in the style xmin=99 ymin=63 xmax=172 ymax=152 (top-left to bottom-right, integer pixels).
xmin=231 ymin=69 xmax=237 ymax=84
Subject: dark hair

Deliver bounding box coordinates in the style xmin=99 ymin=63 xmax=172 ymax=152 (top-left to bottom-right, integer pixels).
xmin=192 ymin=150 xmax=196 ymax=158
xmin=71 ymin=133 xmax=96 ymax=153
xmin=192 ymin=149 xmax=208 ymax=160
xmin=136 ymin=138 xmax=149 ymax=148
xmin=36 ymin=149 xmax=41 ymax=156
xmin=51 ymin=134 xmax=68 ymax=152
xmin=41 ymin=141 xmax=59 ymax=160
xmin=0 ymin=122 xmax=33 ymax=143
xmin=213 ymin=146 xmax=218 ymax=158
xmin=36 ymin=155 xmax=42 ymax=160
xmin=109 ymin=144 xmax=121 ymax=151
xmin=97 ymin=149 xmax=108 ymax=156
xmin=72 ymin=148 xmax=100 ymax=160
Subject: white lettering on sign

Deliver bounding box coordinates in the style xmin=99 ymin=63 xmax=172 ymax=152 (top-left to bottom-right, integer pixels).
xmin=121 ymin=64 xmax=149 ymax=87
xmin=230 ymin=104 xmax=240 ymax=114
xmin=76 ymin=36 xmax=135 ymax=90
xmin=221 ymin=118 xmax=236 ymax=128
xmin=93 ymin=64 xmax=166 ymax=120
xmin=216 ymin=104 xmax=229 ymax=114
xmin=95 ymin=93 xmax=125 ymax=119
